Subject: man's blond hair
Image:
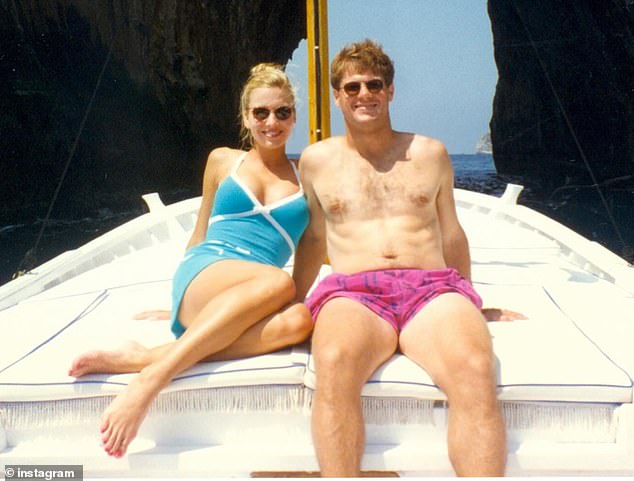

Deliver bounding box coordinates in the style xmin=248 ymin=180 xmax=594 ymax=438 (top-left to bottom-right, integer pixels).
xmin=330 ymin=39 xmax=395 ymax=89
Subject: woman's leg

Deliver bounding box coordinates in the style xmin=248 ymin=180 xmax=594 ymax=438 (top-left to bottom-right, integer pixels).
xmin=69 ymin=302 xmax=311 ymax=376
xmin=69 ymin=258 xmax=313 ymax=377
xmin=97 ymin=260 xmax=312 ymax=457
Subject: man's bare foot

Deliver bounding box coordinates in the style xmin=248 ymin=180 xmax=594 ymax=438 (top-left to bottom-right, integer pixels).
xmin=133 ymin=310 xmax=171 ymax=320
xmin=100 ymin=369 xmax=163 ymax=457
xmin=69 ymin=341 xmax=149 ymax=377
xmin=482 ymin=307 xmax=527 ymax=322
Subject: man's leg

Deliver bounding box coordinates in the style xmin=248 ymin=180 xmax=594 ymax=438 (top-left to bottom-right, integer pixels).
xmin=399 ymin=293 xmax=506 ymax=476
xmin=311 ymin=298 xmax=398 ymax=477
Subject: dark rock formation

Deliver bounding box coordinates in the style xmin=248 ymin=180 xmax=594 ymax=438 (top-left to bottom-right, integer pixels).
xmin=2 ymin=0 xmax=633 ymax=269
xmin=488 ymin=0 xmax=634 ymax=190
xmin=0 ymin=0 xmax=304 ymax=221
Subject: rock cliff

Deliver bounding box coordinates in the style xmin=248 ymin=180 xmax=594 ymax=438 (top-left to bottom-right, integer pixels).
xmin=1 ymin=0 xmax=633 ymax=257
xmin=487 ymin=0 xmax=634 ymax=190
xmin=0 ymin=0 xmax=304 ymax=219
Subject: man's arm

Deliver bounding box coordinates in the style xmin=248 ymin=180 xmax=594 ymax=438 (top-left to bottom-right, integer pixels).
xmin=435 ymin=146 xmax=472 ymax=281
xmin=292 ymin=147 xmax=328 ymax=302
xmin=435 ymin=145 xmax=527 ymax=322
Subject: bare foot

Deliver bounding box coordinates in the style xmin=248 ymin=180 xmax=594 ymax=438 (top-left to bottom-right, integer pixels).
xmin=133 ymin=310 xmax=171 ymax=320
xmin=69 ymin=341 xmax=149 ymax=377
xmin=100 ymin=369 xmax=163 ymax=457
xmin=482 ymin=307 xmax=527 ymax=322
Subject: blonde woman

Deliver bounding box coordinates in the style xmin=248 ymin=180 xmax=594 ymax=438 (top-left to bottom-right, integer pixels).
xmin=70 ymin=64 xmax=312 ymax=457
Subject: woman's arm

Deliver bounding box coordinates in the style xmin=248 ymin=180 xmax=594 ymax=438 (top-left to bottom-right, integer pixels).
xmin=186 ymin=147 xmax=234 ymax=250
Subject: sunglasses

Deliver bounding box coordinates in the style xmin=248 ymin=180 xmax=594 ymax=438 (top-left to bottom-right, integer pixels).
xmin=340 ymin=79 xmax=385 ymax=96
xmin=251 ymin=106 xmax=294 ymax=121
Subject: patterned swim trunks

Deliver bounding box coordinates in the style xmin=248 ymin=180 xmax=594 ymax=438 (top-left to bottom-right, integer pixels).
xmin=305 ymin=268 xmax=482 ymax=332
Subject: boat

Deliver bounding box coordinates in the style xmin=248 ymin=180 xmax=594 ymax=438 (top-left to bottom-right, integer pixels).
xmin=2 ymin=0 xmax=634 ymax=475
xmin=1 ymin=182 xmax=633 ymax=477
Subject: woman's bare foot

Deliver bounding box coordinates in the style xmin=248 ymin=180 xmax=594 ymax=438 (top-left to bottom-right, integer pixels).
xmin=69 ymin=341 xmax=149 ymax=377
xmin=100 ymin=368 xmax=164 ymax=457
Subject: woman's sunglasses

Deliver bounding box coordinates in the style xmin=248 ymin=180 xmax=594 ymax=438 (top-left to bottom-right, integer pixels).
xmin=251 ymin=106 xmax=294 ymax=121
xmin=340 ymin=79 xmax=385 ymax=96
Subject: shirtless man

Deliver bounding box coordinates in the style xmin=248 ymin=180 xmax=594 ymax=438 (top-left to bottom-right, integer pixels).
xmin=292 ymin=39 xmax=507 ymax=476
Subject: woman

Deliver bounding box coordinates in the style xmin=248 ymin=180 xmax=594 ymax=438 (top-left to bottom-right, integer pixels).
xmin=69 ymin=63 xmax=313 ymax=457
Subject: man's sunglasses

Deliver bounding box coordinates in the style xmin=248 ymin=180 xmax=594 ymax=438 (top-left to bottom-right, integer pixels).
xmin=340 ymin=79 xmax=385 ymax=96
xmin=251 ymin=106 xmax=294 ymax=121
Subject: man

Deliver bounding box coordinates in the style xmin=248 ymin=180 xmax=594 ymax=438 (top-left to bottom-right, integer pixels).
xmin=293 ymin=39 xmax=507 ymax=476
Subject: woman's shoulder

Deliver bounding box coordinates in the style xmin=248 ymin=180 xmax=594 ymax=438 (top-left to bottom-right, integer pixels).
xmin=208 ymin=146 xmax=246 ymax=164
xmin=205 ymin=147 xmax=247 ymax=178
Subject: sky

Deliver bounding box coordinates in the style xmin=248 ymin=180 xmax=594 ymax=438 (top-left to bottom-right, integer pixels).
xmin=285 ymin=0 xmax=497 ymax=155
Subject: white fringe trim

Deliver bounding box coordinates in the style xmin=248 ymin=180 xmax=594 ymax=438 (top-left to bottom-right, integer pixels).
xmin=362 ymin=396 xmax=434 ymax=425
xmin=502 ymin=401 xmax=617 ymax=437
xmin=152 ymin=385 xmax=311 ymax=416
xmin=0 ymin=388 xmax=617 ymax=440
xmin=0 ymin=385 xmax=309 ymax=429
xmin=0 ymin=397 xmax=110 ymax=429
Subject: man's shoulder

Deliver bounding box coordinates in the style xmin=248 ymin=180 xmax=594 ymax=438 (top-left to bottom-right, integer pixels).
xmin=401 ymin=133 xmax=449 ymax=163
xmin=408 ymin=133 xmax=447 ymax=153
xmin=304 ymin=136 xmax=344 ymax=154
xmin=300 ymin=137 xmax=344 ymax=167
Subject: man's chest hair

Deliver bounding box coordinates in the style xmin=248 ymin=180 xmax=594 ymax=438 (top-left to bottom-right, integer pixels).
xmin=317 ymin=166 xmax=439 ymax=217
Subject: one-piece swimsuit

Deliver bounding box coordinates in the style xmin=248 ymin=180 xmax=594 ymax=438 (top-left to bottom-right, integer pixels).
xmin=170 ymin=152 xmax=308 ymax=337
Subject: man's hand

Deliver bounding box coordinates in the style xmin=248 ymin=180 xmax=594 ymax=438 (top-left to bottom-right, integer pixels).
xmin=482 ymin=307 xmax=527 ymax=322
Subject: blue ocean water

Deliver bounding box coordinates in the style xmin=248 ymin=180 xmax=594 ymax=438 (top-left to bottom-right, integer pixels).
xmin=0 ymin=154 xmax=498 ymax=286
xmin=1 ymin=154 xmax=630 ymax=286
xmin=450 ymin=154 xmax=507 ymax=195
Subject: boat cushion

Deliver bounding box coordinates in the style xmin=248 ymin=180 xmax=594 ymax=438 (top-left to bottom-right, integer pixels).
xmin=0 ymin=263 xmax=630 ymax=405
xmin=0 ymin=281 xmax=307 ymax=402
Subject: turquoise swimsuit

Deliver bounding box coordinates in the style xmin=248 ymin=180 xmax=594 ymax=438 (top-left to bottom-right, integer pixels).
xmin=170 ymin=153 xmax=309 ymax=337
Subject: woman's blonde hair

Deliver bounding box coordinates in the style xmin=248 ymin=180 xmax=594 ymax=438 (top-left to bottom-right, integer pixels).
xmin=239 ymin=63 xmax=297 ymax=148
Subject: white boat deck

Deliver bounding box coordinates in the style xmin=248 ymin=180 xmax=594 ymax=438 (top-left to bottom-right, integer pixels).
xmin=1 ymin=187 xmax=633 ymax=476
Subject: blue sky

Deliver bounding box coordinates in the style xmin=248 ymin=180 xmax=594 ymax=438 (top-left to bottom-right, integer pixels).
xmin=285 ymin=0 xmax=497 ymax=155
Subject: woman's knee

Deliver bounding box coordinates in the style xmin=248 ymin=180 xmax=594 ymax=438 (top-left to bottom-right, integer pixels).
xmin=276 ymin=303 xmax=313 ymax=344
xmin=258 ymin=268 xmax=296 ymax=302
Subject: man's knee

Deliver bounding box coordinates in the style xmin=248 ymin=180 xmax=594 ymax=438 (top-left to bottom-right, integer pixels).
xmin=462 ymin=349 xmax=496 ymax=384
xmin=313 ymin=341 xmax=360 ymax=383
xmin=442 ymin=346 xmax=497 ymax=397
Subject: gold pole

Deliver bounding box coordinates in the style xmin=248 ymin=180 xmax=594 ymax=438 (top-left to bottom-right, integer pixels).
xmin=306 ymin=0 xmax=330 ymax=144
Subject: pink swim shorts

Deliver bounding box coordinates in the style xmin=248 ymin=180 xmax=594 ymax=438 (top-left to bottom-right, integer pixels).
xmin=305 ymin=268 xmax=482 ymax=332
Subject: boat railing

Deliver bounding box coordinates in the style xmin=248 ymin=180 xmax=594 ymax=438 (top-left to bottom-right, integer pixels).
xmin=456 ymin=184 xmax=634 ymax=294
xmin=0 ymin=193 xmax=199 ymax=311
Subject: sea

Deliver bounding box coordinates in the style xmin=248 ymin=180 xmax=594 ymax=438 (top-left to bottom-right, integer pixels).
xmin=0 ymin=153 xmax=631 ymax=287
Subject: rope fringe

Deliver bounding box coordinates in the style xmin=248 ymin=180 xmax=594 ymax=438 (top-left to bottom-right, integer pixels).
xmin=362 ymin=396 xmax=434 ymax=425
xmin=0 ymin=389 xmax=617 ymax=441
xmin=503 ymin=401 xmax=617 ymax=438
